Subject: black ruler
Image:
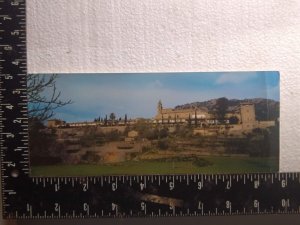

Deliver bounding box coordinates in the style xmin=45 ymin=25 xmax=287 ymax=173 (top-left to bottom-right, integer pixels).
xmin=1 ymin=0 xmax=300 ymax=219
xmin=2 ymin=174 xmax=300 ymax=219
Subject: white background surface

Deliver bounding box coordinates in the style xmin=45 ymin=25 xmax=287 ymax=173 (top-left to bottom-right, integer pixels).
xmin=26 ymin=0 xmax=300 ymax=172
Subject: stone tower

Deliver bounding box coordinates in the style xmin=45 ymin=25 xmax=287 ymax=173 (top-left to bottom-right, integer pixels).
xmin=240 ymin=103 xmax=256 ymax=129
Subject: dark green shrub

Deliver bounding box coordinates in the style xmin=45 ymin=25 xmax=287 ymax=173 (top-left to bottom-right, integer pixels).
xmin=81 ymin=151 xmax=101 ymax=163
xmin=157 ymin=139 xmax=169 ymax=150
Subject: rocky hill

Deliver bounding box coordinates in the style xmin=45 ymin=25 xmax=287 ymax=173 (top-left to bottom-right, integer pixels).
xmin=174 ymin=98 xmax=279 ymax=121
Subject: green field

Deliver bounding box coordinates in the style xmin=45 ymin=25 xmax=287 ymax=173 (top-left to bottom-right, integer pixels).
xmin=30 ymin=156 xmax=279 ymax=176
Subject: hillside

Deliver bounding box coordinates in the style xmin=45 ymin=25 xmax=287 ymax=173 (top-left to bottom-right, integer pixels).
xmin=174 ymin=98 xmax=279 ymax=121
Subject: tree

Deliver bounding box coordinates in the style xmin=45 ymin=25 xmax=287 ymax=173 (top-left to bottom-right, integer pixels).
xmin=229 ymin=116 xmax=239 ymax=124
xmin=109 ymin=113 xmax=116 ymax=121
xmin=27 ymin=74 xmax=72 ymax=122
xmin=158 ymin=127 xmax=169 ymax=138
xmin=188 ymin=114 xmax=191 ymax=126
xmin=94 ymin=116 xmax=101 ymax=122
xmin=27 ymin=74 xmax=72 ymax=166
xmin=157 ymin=138 xmax=169 ymax=150
xmin=104 ymin=115 xmax=108 ymax=125
xmin=133 ymin=119 xmax=148 ymax=137
xmin=29 ymin=118 xmax=63 ymax=165
xmin=125 ymin=114 xmax=128 ymax=124
xmin=214 ymin=97 xmax=229 ymax=123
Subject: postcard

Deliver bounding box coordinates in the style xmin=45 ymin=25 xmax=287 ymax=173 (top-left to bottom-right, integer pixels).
xmin=28 ymin=71 xmax=279 ymax=176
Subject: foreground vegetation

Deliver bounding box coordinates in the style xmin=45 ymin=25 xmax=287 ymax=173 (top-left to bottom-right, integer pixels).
xmin=31 ymin=156 xmax=278 ymax=176
xmin=29 ymin=116 xmax=279 ymax=176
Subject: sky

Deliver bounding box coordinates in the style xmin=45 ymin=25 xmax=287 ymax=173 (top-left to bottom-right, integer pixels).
xmin=31 ymin=71 xmax=279 ymax=122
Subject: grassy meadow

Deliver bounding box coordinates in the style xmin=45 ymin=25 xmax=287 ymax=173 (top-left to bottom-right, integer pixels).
xmin=31 ymin=156 xmax=278 ymax=176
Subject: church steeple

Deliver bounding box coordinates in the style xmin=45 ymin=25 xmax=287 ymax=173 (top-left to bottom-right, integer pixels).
xmin=157 ymin=100 xmax=163 ymax=113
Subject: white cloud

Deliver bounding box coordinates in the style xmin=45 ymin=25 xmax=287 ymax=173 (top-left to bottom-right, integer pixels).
xmin=149 ymin=79 xmax=163 ymax=88
xmin=215 ymin=72 xmax=256 ymax=85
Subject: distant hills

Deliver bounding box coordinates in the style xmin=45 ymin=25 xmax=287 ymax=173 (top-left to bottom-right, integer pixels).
xmin=174 ymin=98 xmax=279 ymax=121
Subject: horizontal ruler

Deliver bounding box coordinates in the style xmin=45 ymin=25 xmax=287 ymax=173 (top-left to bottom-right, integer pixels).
xmin=2 ymin=173 xmax=300 ymax=219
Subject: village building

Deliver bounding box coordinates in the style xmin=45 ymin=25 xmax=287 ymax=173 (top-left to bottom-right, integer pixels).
xmin=154 ymin=100 xmax=211 ymax=123
xmin=47 ymin=119 xmax=66 ymax=128
xmin=155 ymin=100 xmax=276 ymax=134
xmin=67 ymin=121 xmax=99 ymax=127
xmin=125 ymin=130 xmax=139 ymax=143
xmin=154 ymin=100 xmax=241 ymax=125
xmin=128 ymin=130 xmax=139 ymax=138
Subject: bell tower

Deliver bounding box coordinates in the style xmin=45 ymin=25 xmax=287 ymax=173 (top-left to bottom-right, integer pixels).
xmin=157 ymin=100 xmax=163 ymax=114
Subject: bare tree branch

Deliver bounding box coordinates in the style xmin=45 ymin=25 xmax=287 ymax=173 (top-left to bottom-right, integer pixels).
xmin=27 ymin=74 xmax=72 ymax=122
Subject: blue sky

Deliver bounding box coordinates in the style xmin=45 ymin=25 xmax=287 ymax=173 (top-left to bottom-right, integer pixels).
xmin=33 ymin=71 xmax=279 ymax=122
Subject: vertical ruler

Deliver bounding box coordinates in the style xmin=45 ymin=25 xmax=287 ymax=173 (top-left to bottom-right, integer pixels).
xmin=0 ymin=0 xmax=28 ymax=217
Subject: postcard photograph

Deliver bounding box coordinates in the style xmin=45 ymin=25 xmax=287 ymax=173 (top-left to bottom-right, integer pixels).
xmin=28 ymin=72 xmax=280 ymax=176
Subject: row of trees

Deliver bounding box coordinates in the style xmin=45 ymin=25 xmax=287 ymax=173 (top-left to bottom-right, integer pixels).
xmin=94 ymin=113 xmax=128 ymax=124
